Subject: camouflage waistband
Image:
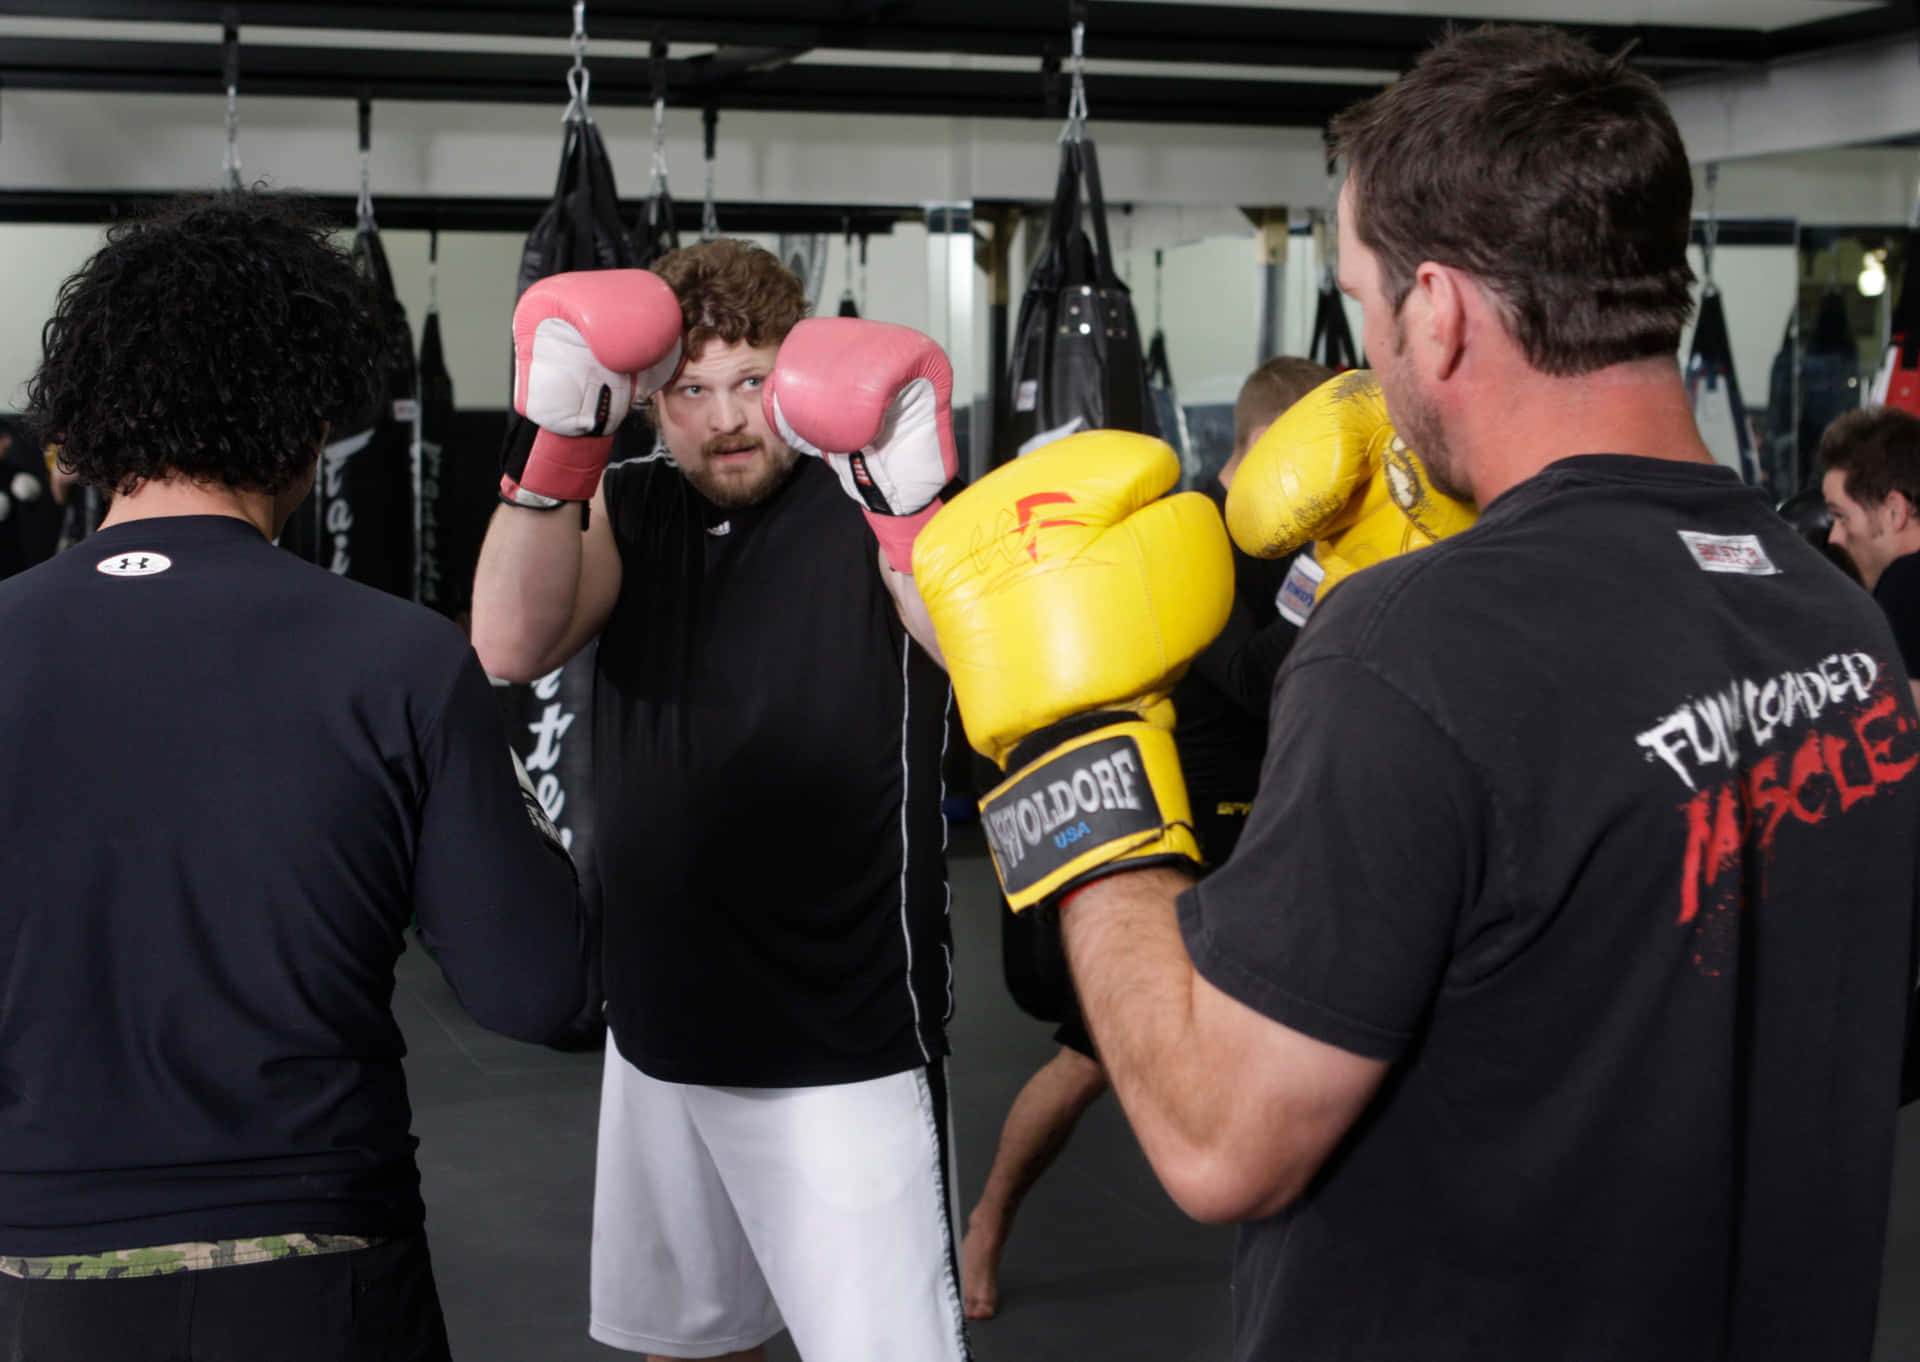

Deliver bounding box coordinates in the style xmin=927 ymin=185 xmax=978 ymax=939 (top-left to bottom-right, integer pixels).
xmin=0 ymin=1232 xmax=383 ymax=1280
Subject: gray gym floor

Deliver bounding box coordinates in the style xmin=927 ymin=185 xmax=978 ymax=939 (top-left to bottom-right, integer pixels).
xmin=398 ymin=824 xmax=1920 ymax=1361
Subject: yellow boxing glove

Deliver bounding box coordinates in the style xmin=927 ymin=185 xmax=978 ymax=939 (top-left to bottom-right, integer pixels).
xmin=913 ymin=431 xmax=1233 ymax=910
xmin=1225 ymin=370 xmax=1475 ymax=622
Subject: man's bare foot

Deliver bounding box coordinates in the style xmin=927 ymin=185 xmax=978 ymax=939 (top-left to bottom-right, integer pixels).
xmin=960 ymin=1212 xmax=1006 ymax=1320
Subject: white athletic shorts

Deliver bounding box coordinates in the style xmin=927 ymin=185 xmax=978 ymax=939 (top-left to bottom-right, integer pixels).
xmin=588 ymin=1035 xmax=970 ymax=1361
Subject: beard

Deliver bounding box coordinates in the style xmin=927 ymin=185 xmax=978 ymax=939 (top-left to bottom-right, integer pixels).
xmin=1384 ymin=319 xmax=1469 ymax=503
xmin=678 ymin=434 xmax=801 ymax=510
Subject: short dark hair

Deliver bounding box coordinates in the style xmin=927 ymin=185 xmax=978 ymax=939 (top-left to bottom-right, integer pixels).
xmin=1819 ymin=405 xmax=1920 ymax=509
xmin=1235 ymin=357 xmax=1337 ymax=450
xmin=1329 ymin=25 xmax=1695 ymax=377
xmin=649 ymin=237 xmax=809 ymax=357
xmin=27 ymin=193 xmax=381 ymax=496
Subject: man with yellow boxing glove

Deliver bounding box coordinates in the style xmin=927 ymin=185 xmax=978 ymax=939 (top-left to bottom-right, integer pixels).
xmin=919 ymin=23 xmax=1920 ymax=1362
xmin=917 ymin=425 xmax=1389 ymax=1217
xmin=1228 ymin=367 xmax=1475 ymax=625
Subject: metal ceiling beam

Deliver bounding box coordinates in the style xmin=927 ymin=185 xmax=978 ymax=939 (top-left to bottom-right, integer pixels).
xmin=0 ymin=188 xmax=916 ymax=234
xmin=0 ymin=36 xmax=1376 ymax=125
xmin=0 ymin=0 xmax=1897 ymax=72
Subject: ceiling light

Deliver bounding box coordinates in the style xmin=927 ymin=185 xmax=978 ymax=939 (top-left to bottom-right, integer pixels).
xmin=1860 ymin=249 xmax=1888 ymax=299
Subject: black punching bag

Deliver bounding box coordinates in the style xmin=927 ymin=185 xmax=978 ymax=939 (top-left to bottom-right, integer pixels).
xmin=519 ymin=115 xmax=639 ymax=293
xmin=634 ymin=53 xmax=681 ymax=269
xmin=994 ymin=140 xmax=1151 ymax=1023
xmin=1143 ymin=250 xmax=1195 ymax=484
xmin=288 ymin=205 xmax=416 ymax=596
xmin=996 ymin=137 xmax=1149 ymax=464
xmin=1763 ymin=309 xmax=1799 ymax=496
xmin=1309 ymin=265 xmax=1362 ymax=371
xmin=1799 ymin=287 xmax=1859 ymax=496
xmin=1686 ymin=287 xmax=1757 ymax=484
xmin=416 ymin=233 xmax=460 ymax=619
xmin=835 ymin=226 xmax=861 ymax=318
xmin=495 ymin=93 xmax=651 ymax=1047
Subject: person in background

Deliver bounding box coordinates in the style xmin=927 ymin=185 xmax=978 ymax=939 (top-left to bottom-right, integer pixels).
xmin=1821 ymin=403 xmax=1920 ymax=706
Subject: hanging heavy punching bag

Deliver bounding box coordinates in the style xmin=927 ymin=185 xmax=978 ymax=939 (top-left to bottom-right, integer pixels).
xmin=996 ymin=137 xmax=1150 ymax=464
xmin=779 ymin=233 xmax=830 ymax=309
xmin=1309 ymin=266 xmax=1362 ymax=371
xmin=1686 ymin=287 xmax=1757 ymax=484
xmin=1309 ymin=153 xmax=1362 ymax=374
xmin=1799 ymin=286 xmax=1860 ymax=495
xmin=288 ymin=102 xmax=416 ymax=598
xmin=635 ymin=44 xmax=682 ymax=267
xmin=1685 ymin=172 xmax=1756 ymax=486
xmin=994 ymin=26 xmax=1152 ymax=1024
xmin=636 ymin=172 xmax=680 ymax=265
xmin=416 ymin=232 xmax=461 ymax=619
xmin=1145 ymin=330 xmax=1194 ymax=484
xmin=1143 ymin=255 xmax=1195 ymax=483
xmin=519 ymin=115 xmax=638 ymax=293
xmin=317 ymin=212 xmax=416 ymax=596
xmin=495 ymin=44 xmax=644 ymax=1048
xmin=836 ymin=225 xmax=860 ymax=318
xmin=1763 ymin=308 xmax=1800 ymax=496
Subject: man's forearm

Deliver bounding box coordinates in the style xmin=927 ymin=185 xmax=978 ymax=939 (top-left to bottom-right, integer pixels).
xmin=470 ymin=504 xmax=585 ymax=681
xmin=879 ymin=551 xmax=947 ymax=669
xmin=1059 ymin=867 xmax=1226 ymax=1198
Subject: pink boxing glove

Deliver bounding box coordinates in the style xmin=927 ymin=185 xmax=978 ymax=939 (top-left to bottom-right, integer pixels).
xmin=504 ymin=269 xmax=684 ymax=507
xmin=762 ymin=318 xmax=962 ymax=573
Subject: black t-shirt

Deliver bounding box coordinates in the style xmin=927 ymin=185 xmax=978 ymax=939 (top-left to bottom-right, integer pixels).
xmin=1874 ymin=548 xmax=1920 ymax=677
xmin=1171 ymin=476 xmax=1299 ymax=808
xmin=595 ymin=456 xmax=951 ymax=1087
xmin=1181 ymin=456 xmax=1920 ymax=1361
xmin=0 ymin=516 xmax=588 ymax=1255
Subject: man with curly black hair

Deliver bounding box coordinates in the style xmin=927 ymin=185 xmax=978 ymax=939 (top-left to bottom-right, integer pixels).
xmin=0 ymin=193 xmax=593 ymax=1362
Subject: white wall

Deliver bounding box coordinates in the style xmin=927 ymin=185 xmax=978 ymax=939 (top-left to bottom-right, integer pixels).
xmin=0 ymin=89 xmax=1332 ymax=209
xmin=1691 ymin=151 xmax=1919 ymax=227
xmin=0 ymin=225 xmax=109 ymax=412
xmin=0 ymin=217 xmax=946 ymax=416
xmin=1115 ymin=233 xmax=1264 ymax=404
xmin=366 ymin=222 xmax=938 ymax=411
xmin=0 ymin=77 xmax=1915 ymax=424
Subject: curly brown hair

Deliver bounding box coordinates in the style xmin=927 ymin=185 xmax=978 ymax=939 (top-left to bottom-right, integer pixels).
xmin=649 ymin=238 xmax=808 ymax=356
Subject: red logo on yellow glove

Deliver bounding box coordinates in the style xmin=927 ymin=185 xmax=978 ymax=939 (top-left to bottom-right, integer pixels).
xmin=1014 ymin=492 xmax=1084 ymax=562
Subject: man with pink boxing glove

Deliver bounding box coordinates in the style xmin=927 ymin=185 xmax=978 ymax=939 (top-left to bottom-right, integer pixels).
xmin=472 ymin=239 xmax=969 ymax=1362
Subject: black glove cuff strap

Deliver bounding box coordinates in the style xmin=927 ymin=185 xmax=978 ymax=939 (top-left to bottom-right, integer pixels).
xmin=1005 ymin=710 xmax=1137 ymax=775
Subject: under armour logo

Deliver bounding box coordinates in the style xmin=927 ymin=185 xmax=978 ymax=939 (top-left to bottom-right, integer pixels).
xmin=96 ymin=551 xmax=173 ymax=578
